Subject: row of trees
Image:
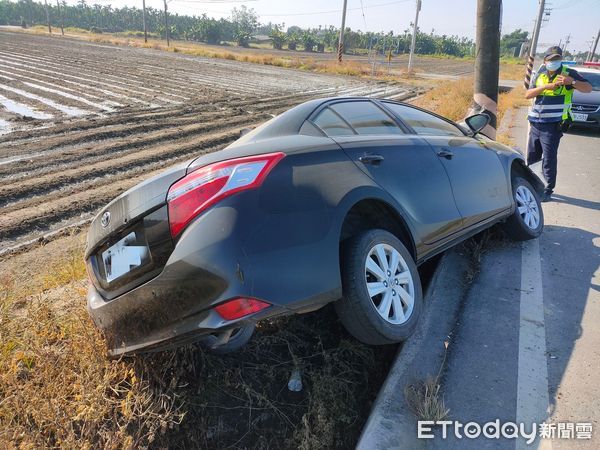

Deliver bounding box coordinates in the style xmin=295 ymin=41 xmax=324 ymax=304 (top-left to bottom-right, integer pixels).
xmin=4 ymin=0 xmax=531 ymax=58
xmin=267 ymin=23 xmax=476 ymax=56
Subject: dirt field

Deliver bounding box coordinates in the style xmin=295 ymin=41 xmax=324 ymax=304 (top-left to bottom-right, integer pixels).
xmin=0 ymin=30 xmax=423 ymax=255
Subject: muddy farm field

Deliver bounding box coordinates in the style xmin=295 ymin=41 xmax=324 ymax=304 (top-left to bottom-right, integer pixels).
xmin=0 ymin=30 xmax=419 ymax=255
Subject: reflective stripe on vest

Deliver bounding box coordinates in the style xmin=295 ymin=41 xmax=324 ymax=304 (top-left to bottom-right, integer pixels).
xmin=528 ymin=65 xmax=573 ymax=123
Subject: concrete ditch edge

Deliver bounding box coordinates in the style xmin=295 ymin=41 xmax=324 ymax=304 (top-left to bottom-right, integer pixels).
xmin=357 ymin=246 xmax=471 ymax=450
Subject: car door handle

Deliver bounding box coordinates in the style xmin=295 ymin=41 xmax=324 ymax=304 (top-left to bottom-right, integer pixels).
xmin=437 ymin=148 xmax=454 ymax=159
xmin=358 ymin=154 xmax=385 ymax=165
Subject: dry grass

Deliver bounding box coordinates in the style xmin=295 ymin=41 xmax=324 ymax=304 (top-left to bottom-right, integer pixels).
xmin=404 ymin=331 xmax=450 ymax=422
xmin=93 ymin=36 xmax=413 ymax=80
xmin=496 ymin=85 xmax=529 ymax=145
xmin=500 ymin=61 xmax=526 ymax=81
xmin=0 ymin=237 xmax=394 ymax=448
xmin=410 ymin=75 xmax=529 ymax=146
xmin=498 ymin=85 xmax=528 ymax=125
xmin=404 ymin=377 xmax=450 ymax=422
xmin=411 ymin=77 xmax=474 ymax=122
xmin=0 ymin=245 xmax=183 ymax=448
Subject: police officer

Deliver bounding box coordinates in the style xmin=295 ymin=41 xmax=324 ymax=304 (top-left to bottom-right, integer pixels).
xmin=525 ymin=46 xmax=592 ymax=202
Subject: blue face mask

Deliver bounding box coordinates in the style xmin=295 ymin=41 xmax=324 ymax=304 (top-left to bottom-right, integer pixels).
xmin=546 ymin=60 xmax=562 ymax=71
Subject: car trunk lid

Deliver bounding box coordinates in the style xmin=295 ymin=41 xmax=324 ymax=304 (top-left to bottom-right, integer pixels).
xmin=86 ymin=162 xmax=188 ymax=258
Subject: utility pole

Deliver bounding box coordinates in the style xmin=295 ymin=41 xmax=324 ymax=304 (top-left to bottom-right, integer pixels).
xmin=524 ymin=0 xmax=545 ymax=89
xmin=163 ymin=0 xmax=170 ymax=47
xmin=337 ymin=0 xmax=348 ymax=62
xmin=407 ymin=0 xmax=422 ymax=72
xmin=56 ymin=0 xmax=64 ymax=36
xmin=563 ymin=33 xmax=571 ymax=55
xmin=589 ymin=28 xmax=600 ymax=62
xmin=586 ymin=38 xmax=595 ymax=62
xmin=142 ymin=0 xmax=148 ymax=43
xmin=471 ymin=0 xmax=501 ymax=139
xmin=44 ymin=0 xmax=52 ymax=34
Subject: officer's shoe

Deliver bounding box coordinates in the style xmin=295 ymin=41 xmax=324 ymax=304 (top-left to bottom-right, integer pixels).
xmin=540 ymin=192 xmax=552 ymax=203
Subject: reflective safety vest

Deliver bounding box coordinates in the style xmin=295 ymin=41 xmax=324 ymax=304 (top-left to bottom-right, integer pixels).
xmin=528 ymin=64 xmax=574 ymax=123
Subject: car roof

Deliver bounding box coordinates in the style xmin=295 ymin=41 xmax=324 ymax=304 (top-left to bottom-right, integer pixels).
xmin=571 ymin=66 xmax=600 ymax=74
xmin=233 ymin=96 xmax=406 ymax=144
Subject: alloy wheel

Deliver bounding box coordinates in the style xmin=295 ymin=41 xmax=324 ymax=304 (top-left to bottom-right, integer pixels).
xmin=515 ymin=185 xmax=540 ymax=230
xmin=364 ymin=243 xmax=415 ymax=325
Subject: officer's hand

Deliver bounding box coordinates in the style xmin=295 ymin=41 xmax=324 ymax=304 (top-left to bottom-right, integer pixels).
xmin=558 ymin=75 xmax=574 ymax=85
xmin=544 ymin=82 xmax=558 ymax=90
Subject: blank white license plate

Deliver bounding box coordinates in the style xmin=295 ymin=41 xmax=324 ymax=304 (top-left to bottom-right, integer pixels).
xmin=572 ymin=113 xmax=588 ymax=122
xmin=102 ymin=232 xmax=149 ymax=282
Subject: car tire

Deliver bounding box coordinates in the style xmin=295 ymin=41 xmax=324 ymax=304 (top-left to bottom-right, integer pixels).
xmin=335 ymin=229 xmax=423 ymax=345
xmin=502 ymin=176 xmax=544 ymax=241
xmin=204 ymin=324 xmax=254 ymax=354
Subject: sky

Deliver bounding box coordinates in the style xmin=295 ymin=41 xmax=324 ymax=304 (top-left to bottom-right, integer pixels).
xmin=61 ymin=0 xmax=600 ymax=53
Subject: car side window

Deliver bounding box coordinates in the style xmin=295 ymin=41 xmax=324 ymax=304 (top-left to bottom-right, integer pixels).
xmin=384 ymin=103 xmax=465 ymax=137
xmin=312 ymin=107 xmax=355 ymax=136
xmin=329 ymin=101 xmax=404 ymax=135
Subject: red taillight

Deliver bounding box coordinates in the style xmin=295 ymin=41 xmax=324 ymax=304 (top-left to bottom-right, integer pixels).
xmin=214 ymin=297 xmax=271 ymax=320
xmin=167 ymin=152 xmax=285 ymax=237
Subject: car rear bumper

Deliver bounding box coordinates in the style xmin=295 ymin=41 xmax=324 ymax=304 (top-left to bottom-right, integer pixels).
xmin=86 ymin=204 xmax=283 ymax=356
xmin=87 ymin=283 xmax=282 ymax=357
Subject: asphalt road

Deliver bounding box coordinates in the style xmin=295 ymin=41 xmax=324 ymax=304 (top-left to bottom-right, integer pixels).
xmin=429 ymin=109 xmax=600 ymax=449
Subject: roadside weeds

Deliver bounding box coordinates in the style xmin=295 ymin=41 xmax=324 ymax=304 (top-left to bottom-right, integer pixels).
xmin=497 ymin=85 xmax=529 ymax=146
xmin=412 ymin=77 xmax=528 ymax=131
xmin=404 ymin=337 xmax=450 ymax=422
xmin=405 ymin=377 xmax=450 ymax=422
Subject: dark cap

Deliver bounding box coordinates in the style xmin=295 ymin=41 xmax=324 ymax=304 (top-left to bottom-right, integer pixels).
xmin=544 ymin=46 xmax=563 ymax=59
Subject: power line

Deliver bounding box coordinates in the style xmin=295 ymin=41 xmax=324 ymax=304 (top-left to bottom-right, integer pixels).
xmin=359 ymin=0 xmax=368 ymax=29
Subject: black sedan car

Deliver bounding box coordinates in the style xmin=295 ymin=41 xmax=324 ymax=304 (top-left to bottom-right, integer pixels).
xmin=85 ymin=97 xmax=544 ymax=356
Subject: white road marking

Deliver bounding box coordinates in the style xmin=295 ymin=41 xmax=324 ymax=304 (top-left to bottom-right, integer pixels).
xmin=516 ymin=238 xmax=552 ymax=450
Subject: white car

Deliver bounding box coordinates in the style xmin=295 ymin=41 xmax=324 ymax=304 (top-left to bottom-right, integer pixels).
xmin=570 ymin=66 xmax=600 ymax=130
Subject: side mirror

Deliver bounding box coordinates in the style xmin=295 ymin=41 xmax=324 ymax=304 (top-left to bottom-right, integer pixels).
xmin=464 ymin=113 xmax=491 ymax=136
